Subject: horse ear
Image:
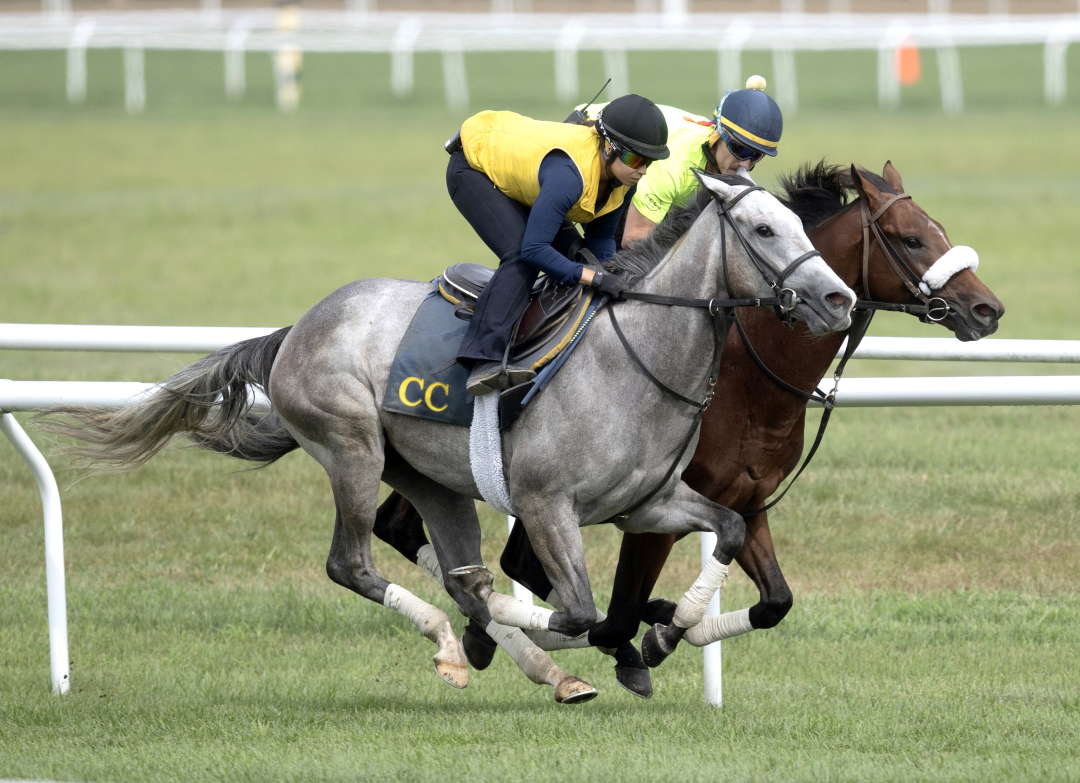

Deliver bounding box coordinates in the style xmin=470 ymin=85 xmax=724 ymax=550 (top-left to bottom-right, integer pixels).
xmin=695 ymin=170 xmax=739 ymax=202
xmin=882 ymin=160 xmax=905 ymax=193
xmin=849 ymin=164 xmax=883 ymax=210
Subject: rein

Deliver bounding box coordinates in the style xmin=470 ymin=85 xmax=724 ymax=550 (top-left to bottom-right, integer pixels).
xmin=609 ymin=183 xmax=822 ymax=521
xmin=735 ymin=187 xmax=950 ymax=519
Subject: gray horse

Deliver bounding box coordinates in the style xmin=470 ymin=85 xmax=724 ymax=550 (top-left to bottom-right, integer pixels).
xmin=45 ymin=174 xmax=855 ymax=702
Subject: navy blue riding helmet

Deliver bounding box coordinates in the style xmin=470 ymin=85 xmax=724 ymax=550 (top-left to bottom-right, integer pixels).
xmin=715 ymin=79 xmax=784 ymax=158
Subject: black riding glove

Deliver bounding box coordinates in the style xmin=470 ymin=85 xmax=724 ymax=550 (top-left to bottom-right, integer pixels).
xmin=589 ymin=269 xmax=629 ymax=301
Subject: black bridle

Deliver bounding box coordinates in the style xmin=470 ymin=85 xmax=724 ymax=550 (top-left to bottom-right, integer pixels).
xmin=735 ymin=189 xmax=955 ymax=519
xmin=609 ymin=183 xmax=827 ymax=520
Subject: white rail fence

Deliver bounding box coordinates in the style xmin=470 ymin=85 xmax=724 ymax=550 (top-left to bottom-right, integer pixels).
xmin=4 ymin=322 xmax=1080 ymax=702
xmin=3 ymin=10 xmax=1080 ymax=113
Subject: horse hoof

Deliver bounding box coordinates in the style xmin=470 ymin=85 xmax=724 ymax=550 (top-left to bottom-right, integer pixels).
xmin=460 ymin=627 xmax=497 ymax=671
xmin=433 ymin=657 xmax=469 ymax=689
xmin=433 ymin=621 xmax=469 ymax=689
xmin=554 ymin=677 xmax=598 ymax=705
xmin=614 ymin=665 xmax=653 ymax=699
xmin=640 ymin=624 xmax=672 ymax=669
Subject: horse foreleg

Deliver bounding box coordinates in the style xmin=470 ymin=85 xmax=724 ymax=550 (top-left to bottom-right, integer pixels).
xmin=677 ymin=510 xmax=794 ymax=649
xmin=622 ymin=483 xmax=746 ymax=668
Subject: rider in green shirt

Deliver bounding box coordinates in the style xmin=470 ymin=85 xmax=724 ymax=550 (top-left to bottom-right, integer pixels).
xmin=582 ymin=75 xmax=784 ymax=246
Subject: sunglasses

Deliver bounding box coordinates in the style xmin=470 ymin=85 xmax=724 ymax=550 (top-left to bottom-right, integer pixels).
xmin=607 ymin=140 xmax=652 ymax=170
xmin=722 ymin=133 xmax=766 ymax=163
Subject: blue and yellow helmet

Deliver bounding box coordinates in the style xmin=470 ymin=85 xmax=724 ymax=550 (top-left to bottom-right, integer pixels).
xmin=713 ymin=76 xmax=783 ymax=158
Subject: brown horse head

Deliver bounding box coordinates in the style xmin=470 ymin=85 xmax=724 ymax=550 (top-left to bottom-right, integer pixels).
xmin=849 ymin=162 xmax=1004 ymax=341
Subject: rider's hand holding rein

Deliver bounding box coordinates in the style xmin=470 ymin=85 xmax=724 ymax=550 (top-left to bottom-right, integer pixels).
xmin=447 ymin=94 xmax=670 ymax=395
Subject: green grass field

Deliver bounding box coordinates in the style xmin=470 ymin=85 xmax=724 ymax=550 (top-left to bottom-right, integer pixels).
xmin=2 ymin=45 xmax=1079 ymax=781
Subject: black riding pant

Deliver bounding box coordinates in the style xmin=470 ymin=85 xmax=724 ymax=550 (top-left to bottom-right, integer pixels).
xmin=447 ymin=150 xmax=578 ymax=365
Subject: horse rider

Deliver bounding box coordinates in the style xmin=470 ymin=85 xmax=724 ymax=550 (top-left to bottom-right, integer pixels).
xmin=445 ymin=94 xmax=671 ymax=396
xmin=585 ymin=76 xmax=783 ymax=248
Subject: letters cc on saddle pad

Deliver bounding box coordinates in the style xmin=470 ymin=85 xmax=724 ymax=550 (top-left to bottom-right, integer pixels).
xmin=382 ymin=264 xmax=599 ymax=428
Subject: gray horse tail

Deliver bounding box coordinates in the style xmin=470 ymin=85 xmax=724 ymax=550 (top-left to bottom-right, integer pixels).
xmin=37 ymin=326 xmax=299 ymax=473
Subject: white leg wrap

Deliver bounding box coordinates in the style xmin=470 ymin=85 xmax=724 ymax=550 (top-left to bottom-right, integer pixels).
xmin=485 ymin=620 xmax=559 ymax=685
xmin=416 ymin=543 xmax=443 ymax=585
xmin=683 ymin=607 xmax=754 ymax=647
xmin=383 ymin=583 xmax=450 ymax=643
xmin=672 ymin=558 xmax=729 ymax=629
xmin=488 ymin=591 xmax=554 ymax=631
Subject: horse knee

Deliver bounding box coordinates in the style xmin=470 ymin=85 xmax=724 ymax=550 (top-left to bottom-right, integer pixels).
xmin=748 ymin=585 xmax=793 ymax=629
xmin=549 ymin=607 xmax=595 ymax=637
xmin=715 ymin=511 xmax=746 ymax=562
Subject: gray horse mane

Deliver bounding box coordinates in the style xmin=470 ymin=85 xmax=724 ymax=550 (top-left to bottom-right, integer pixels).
xmin=774 ymin=160 xmax=897 ymax=230
xmin=610 ymin=172 xmax=754 ymax=286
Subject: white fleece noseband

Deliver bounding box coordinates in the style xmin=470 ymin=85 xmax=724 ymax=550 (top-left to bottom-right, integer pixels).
xmin=918 ymin=245 xmax=978 ymax=296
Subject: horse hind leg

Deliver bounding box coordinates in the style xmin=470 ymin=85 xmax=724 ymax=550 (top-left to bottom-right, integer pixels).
xmin=380 ymin=458 xmax=596 ymax=704
xmin=321 ymin=450 xmax=468 ymax=690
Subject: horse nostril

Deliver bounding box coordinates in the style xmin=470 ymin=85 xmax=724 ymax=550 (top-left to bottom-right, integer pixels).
xmin=974 ymin=303 xmax=996 ymax=320
xmin=826 ymin=292 xmax=849 ymax=309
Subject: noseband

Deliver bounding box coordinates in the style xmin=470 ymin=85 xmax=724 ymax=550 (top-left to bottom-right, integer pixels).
xmin=858 ymin=194 xmax=950 ymax=324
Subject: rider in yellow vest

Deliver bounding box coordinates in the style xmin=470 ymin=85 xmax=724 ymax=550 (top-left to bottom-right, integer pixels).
xmin=583 ymin=76 xmax=783 ymax=247
xmin=447 ymin=94 xmax=670 ymax=395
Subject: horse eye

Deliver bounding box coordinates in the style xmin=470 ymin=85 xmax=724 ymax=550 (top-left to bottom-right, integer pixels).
xmin=756 ymin=225 xmax=773 ymax=237
xmin=904 ymin=236 xmax=922 ymax=249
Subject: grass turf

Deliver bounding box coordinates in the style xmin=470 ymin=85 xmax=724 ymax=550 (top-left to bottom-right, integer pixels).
xmin=2 ymin=45 xmax=1080 ymax=781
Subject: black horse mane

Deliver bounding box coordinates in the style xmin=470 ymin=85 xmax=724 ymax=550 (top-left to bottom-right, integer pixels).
xmin=775 ymin=160 xmax=898 ymax=229
xmin=608 ymin=162 xmax=896 ymax=285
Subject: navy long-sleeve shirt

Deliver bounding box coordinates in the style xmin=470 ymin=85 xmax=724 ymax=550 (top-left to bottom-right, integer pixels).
xmin=520 ymin=151 xmax=628 ymax=284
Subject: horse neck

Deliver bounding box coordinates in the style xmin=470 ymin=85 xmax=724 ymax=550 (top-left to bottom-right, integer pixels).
xmin=734 ymin=207 xmax=865 ymax=393
xmin=615 ymin=213 xmax=732 ymax=393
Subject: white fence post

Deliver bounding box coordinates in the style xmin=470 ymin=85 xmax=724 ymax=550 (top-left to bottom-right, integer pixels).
xmin=441 ymin=43 xmax=469 ymax=111
xmin=701 ymin=531 xmax=722 ymax=706
xmin=877 ymin=33 xmax=902 ymax=110
xmin=988 ymin=0 xmax=1009 ymax=14
xmin=929 ymin=0 xmax=950 ymax=13
xmin=1 ymin=413 xmax=69 ymax=696
xmin=391 ymin=17 xmax=421 ymax=98
xmin=507 ymin=517 xmax=535 ymax=605
xmin=603 ymin=48 xmax=629 ymax=99
xmin=718 ymin=22 xmax=750 ymax=96
xmin=124 ymin=46 xmax=145 ymax=113
xmin=772 ymin=46 xmax=798 ymax=114
xmin=936 ymin=44 xmax=964 ymax=114
xmin=225 ymin=19 xmax=251 ymax=100
xmin=555 ymin=19 xmax=586 ymax=103
xmin=1044 ymin=32 xmax=1069 ymax=105
xmin=66 ymin=19 xmax=94 ymax=104
xmin=828 ymin=0 xmax=851 ymax=12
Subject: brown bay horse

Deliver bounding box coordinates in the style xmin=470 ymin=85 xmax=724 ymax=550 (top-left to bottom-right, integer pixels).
xmin=372 ymin=161 xmax=1004 ymax=696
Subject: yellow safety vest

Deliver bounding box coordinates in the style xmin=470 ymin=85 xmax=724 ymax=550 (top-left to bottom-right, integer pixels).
xmin=460 ymin=111 xmax=629 ymax=224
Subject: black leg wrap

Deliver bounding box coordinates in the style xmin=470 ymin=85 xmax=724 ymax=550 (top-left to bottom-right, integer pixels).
xmin=460 ymin=621 xmax=498 ymax=671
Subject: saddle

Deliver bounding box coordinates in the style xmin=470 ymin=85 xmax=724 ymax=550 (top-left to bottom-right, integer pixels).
xmin=437 ymin=263 xmax=594 ymax=370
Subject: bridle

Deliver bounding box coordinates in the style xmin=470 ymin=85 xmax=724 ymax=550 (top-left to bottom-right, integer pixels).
xmin=857 ymin=193 xmax=951 ymax=324
xmin=607 ymin=182 xmax=826 ymax=520
xmin=733 ymin=188 xmax=960 ymax=519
